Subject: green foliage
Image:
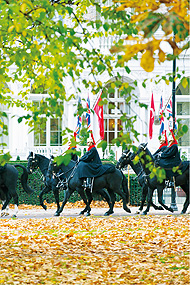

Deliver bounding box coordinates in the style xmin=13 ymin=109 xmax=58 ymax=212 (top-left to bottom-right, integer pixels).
xmin=97 ymin=140 xmax=107 ymax=152
xmin=0 ymin=152 xmax=12 ymax=166
xmin=0 ymin=0 xmax=189 ymax=164
xmin=181 ymin=152 xmax=187 ymax=161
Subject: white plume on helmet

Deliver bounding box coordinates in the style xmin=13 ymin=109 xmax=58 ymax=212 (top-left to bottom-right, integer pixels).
xmin=168 ymin=133 xmax=174 ymax=142
xmin=160 ymin=134 xmax=165 ymax=143
xmin=87 ymin=137 xmax=94 ymax=143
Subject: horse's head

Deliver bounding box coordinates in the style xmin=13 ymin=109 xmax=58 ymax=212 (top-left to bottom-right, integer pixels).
xmin=46 ymin=156 xmax=59 ymax=178
xmin=137 ymin=142 xmax=154 ymax=168
xmin=27 ymin=152 xmax=38 ymax=174
xmin=138 ymin=142 xmax=148 ymax=151
xmin=116 ymin=149 xmax=132 ymax=170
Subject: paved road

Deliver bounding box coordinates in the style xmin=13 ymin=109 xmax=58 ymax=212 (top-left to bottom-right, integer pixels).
xmin=0 ymin=205 xmax=187 ymax=219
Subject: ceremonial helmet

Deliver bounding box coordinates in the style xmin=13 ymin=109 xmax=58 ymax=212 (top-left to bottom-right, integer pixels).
xmin=87 ymin=137 xmax=94 ymax=144
xmin=168 ymin=130 xmax=178 ymax=145
xmin=168 ymin=133 xmax=174 ymax=142
xmin=160 ymin=134 xmax=166 ymax=144
xmin=159 ymin=130 xmax=168 ymax=145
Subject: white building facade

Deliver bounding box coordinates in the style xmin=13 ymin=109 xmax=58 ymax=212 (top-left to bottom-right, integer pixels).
xmin=1 ymin=6 xmax=190 ymax=161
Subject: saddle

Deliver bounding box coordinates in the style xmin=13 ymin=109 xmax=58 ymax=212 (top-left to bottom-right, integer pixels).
xmin=154 ymin=160 xmax=189 ymax=179
xmin=104 ymin=164 xmax=115 ymax=174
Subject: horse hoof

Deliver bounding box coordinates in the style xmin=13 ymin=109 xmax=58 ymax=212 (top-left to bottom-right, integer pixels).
xmin=1 ymin=212 xmax=6 ymax=217
xmin=85 ymin=212 xmax=91 ymax=217
xmin=11 ymin=215 xmax=17 ymax=218
xmin=79 ymin=211 xmax=84 ymax=215
xmin=41 ymin=205 xmax=47 ymax=211
xmin=169 ymin=208 xmax=174 ymax=213
xmin=136 ymin=210 xmax=141 ymax=214
xmin=142 ymin=212 xmax=147 ymax=215
xmin=157 ymin=206 xmax=164 ymax=210
xmin=54 ymin=212 xmax=60 ymax=216
xmin=104 ymin=211 xmax=114 ymax=216
xmin=125 ymin=208 xmax=131 ymax=213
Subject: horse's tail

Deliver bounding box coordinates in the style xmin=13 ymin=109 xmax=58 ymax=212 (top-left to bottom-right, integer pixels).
xmin=14 ymin=164 xmax=35 ymax=194
xmin=121 ymin=170 xmax=129 ymax=204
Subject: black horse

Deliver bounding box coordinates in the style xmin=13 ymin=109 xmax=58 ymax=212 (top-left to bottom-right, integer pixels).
xmin=47 ymin=157 xmax=131 ymax=216
xmin=137 ymin=143 xmax=189 ymax=214
xmin=0 ymin=164 xmax=34 ymax=217
xmin=116 ymin=149 xmax=164 ymax=214
xmin=27 ymin=152 xmax=61 ymax=215
xmin=27 ymin=152 xmax=112 ymax=216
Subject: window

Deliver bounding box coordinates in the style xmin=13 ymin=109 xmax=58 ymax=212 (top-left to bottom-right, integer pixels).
xmin=0 ymin=112 xmax=9 ymax=149
xmin=0 ymin=83 xmax=10 ymax=149
xmin=176 ymin=77 xmax=190 ymax=147
xmin=50 ymin=118 xmax=62 ymax=146
xmin=32 ymin=100 xmax=63 ymax=147
xmin=34 ymin=118 xmax=46 ymax=146
xmin=103 ymin=79 xmax=131 ymax=144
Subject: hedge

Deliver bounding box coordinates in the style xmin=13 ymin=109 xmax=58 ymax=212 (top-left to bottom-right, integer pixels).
xmin=5 ymin=161 xmax=142 ymax=207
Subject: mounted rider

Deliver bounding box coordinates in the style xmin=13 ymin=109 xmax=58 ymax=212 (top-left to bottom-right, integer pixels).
xmin=155 ymin=130 xmax=188 ymax=178
xmin=78 ymin=134 xmax=114 ymax=190
xmin=153 ymin=130 xmax=168 ymax=160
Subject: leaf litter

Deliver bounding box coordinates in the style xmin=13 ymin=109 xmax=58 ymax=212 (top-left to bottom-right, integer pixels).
xmin=0 ymin=213 xmax=189 ymax=284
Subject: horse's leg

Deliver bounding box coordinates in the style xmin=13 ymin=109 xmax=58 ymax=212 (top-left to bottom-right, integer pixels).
xmin=52 ymin=187 xmax=61 ymax=216
xmin=1 ymin=198 xmax=10 ymax=217
xmin=104 ymin=190 xmax=116 ymax=216
xmin=137 ymin=185 xmax=147 ymax=214
xmin=77 ymin=188 xmax=91 ymax=216
xmin=181 ymin=184 xmax=189 ymax=214
xmin=137 ymin=185 xmax=163 ymax=214
xmin=157 ymin=186 xmax=174 ymax=213
xmin=142 ymin=188 xmax=154 ymax=215
xmin=79 ymin=189 xmax=92 ymax=216
xmin=1 ymin=200 xmax=9 ymax=216
xmin=57 ymin=187 xmax=74 ymax=215
xmin=2 ymin=189 xmax=19 ymax=218
xmin=113 ymin=187 xmax=131 ymax=214
xmin=39 ymin=186 xmax=51 ymax=210
xmin=97 ymin=188 xmax=113 ymax=215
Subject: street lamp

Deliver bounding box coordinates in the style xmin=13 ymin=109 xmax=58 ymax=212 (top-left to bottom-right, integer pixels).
xmin=170 ymin=42 xmax=178 ymax=211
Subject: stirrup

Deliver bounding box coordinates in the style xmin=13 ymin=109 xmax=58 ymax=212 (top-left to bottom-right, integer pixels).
xmin=82 ymin=179 xmax=87 ymax=188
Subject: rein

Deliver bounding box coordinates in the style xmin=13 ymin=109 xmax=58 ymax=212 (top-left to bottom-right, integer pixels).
xmin=53 ymin=162 xmax=78 ymax=184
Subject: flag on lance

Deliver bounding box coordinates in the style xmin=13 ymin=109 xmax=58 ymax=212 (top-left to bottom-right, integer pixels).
xmin=75 ymin=96 xmax=82 ymax=136
xmin=159 ymin=95 xmax=164 ymax=136
xmin=149 ymin=92 xmax=155 ymax=139
xmin=166 ymin=99 xmax=177 ymax=131
xmin=94 ymin=92 xmax=104 ymax=140
xmin=86 ymin=95 xmax=91 ymax=132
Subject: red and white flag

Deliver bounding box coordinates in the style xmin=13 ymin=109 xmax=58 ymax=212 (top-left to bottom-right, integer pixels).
xmin=149 ymin=92 xmax=155 ymax=139
xmin=94 ymin=92 xmax=104 ymax=140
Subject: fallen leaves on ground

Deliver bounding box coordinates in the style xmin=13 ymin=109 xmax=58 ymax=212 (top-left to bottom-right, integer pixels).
xmin=0 ymin=215 xmax=189 ymax=284
xmin=8 ymin=200 xmax=123 ymax=210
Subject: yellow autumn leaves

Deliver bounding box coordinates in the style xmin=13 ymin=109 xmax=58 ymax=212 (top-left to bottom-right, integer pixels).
xmin=111 ymin=0 xmax=189 ymax=72
xmin=0 ymin=214 xmax=189 ymax=284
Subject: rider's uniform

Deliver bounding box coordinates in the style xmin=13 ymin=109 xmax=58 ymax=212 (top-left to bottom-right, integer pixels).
xmin=153 ymin=130 xmax=168 ymax=160
xmin=156 ymin=131 xmax=185 ymax=178
xmin=78 ymin=145 xmax=114 ymax=179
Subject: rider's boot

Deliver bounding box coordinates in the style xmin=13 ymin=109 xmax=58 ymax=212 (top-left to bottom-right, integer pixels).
xmin=86 ymin=178 xmax=92 ymax=190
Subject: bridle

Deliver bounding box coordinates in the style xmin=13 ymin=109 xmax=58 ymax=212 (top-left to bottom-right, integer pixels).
xmin=49 ymin=159 xmax=78 ymax=185
xmin=27 ymin=154 xmax=44 ymax=180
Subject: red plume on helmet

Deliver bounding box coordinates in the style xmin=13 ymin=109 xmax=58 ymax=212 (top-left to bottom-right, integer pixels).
xmin=164 ymin=130 xmax=168 ymax=146
xmin=90 ymin=130 xmax=96 ymax=145
xmin=168 ymin=130 xmax=178 ymax=146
